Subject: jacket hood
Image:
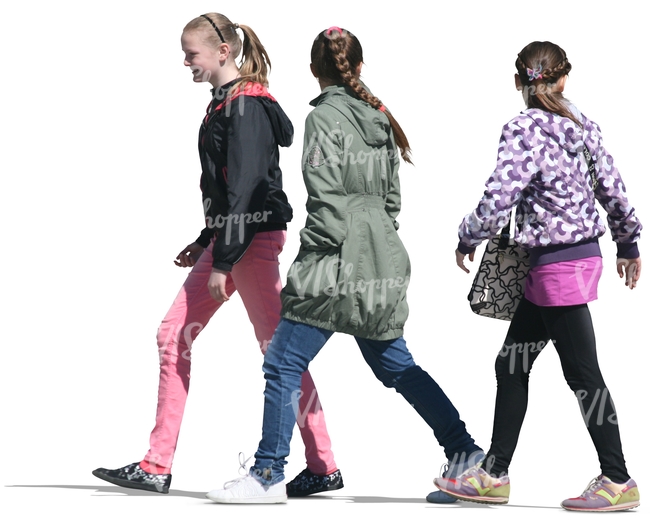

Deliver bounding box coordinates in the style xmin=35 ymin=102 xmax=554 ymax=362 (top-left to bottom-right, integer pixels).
xmin=214 ymin=82 xmax=294 ymax=147
xmin=310 ymin=84 xmax=390 ymax=147
xmin=521 ymin=105 xmax=586 ymax=154
xmin=257 ymin=95 xmax=294 ymax=148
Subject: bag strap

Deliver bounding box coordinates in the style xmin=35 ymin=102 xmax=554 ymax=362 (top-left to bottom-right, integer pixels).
xmin=497 ymin=213 xmax=514 ymax=249
xmin=582 ymin=143 xmax=598 ymax=191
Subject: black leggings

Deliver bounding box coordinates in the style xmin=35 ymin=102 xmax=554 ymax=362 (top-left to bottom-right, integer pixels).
xmin=483 ymin=298 xmax=629 ymax=483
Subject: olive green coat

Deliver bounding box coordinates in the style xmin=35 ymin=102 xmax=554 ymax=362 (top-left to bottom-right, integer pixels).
xmin=280 ymin=85 xmax=410 ymax=340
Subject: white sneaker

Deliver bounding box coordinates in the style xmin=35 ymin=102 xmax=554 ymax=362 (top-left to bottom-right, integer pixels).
xmin=206 ymin=474 xmax=287 ymax=504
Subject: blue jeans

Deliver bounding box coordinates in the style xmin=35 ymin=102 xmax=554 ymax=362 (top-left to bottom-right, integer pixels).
xmin=252 ymin=319 xmax=481 ymax=484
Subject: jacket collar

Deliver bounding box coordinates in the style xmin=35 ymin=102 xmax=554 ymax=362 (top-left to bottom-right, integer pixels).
xmin=309 ymin=84 xmax=355 ymax=107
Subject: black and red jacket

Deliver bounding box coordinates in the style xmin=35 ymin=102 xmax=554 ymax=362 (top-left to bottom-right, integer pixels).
xmin=195 ymin=80 xmax=294 ymax=271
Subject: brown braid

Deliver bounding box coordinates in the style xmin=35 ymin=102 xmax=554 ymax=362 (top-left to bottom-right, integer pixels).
xmin=515 ymin=41 xmax=580 ymax=126
xmin=311 ymin=28 xmax=413 ymax=164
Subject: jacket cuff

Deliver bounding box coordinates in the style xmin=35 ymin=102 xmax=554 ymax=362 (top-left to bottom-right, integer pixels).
xmin=212 ymin=260 xmax=233 ymax=272
xmin=196 ymin=227 xmax=214 ymax=249
xmin=457 ymin=241 xmax=476 ymax=255
xmin=616 ymin=242 xmax=640 ymax=259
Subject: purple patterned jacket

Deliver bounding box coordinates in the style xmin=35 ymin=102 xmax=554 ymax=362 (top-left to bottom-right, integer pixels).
xmin=458 ymin=107 xmax=642 ymax=264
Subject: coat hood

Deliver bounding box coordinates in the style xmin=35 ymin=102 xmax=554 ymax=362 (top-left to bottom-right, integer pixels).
xmin=257 ymin=95 xmax=294 ymax=148
xmin=521 ymin=105 xmax=586 ymax=155
xmin=213 ymin=82 xmax=294 ymax=147
xmin=310 ymin=84 xmax=390 ymax=147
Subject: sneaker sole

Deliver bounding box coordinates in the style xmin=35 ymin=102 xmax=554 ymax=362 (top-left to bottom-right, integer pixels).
xmin=205 ymin=493 xmax=287 ymax=504
xmin=92 ymin=470 xmax=169 ymax=494
xmin=287 ymin=483 xmax=344 ymax=498
xmin=434 ymin=484 xmax=508 ymax=504
xmin=561 ymin=501 xmax=640 ymax=512
xmin=426 ymin=491 xmax=458 ymax=504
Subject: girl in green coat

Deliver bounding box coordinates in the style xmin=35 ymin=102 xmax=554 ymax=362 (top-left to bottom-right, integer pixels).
xmin=206 ymin=26 xmax=483 ymax=503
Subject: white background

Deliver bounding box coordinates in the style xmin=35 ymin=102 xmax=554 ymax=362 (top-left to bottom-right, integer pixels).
xmin=1 ymin=1 xmax=647 ymax=521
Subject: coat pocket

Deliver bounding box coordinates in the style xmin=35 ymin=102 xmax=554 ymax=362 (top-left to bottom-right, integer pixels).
xmin=284 ymin=248 xmax=342 ymax=301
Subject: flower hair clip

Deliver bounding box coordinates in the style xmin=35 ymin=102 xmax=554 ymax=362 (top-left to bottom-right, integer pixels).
xmin=527 ymin=64 xmax=543 ymax=81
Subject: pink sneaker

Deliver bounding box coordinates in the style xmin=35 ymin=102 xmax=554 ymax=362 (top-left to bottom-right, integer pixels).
xmin=561 ymin=475 xmax=640 ymax=512
xmin=433 ymin=466 xmax=510 ymax=504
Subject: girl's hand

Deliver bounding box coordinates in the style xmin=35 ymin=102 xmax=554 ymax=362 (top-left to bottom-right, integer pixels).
xmin=456 ymin=249 xmax=474 ymax=273
xmin=616 ymin=257 xmax=642 ymax=290
xmin=208 ymin=269 xmax=230 ymax=302
xmin=175 ymin=242 xmax=204 ymax=267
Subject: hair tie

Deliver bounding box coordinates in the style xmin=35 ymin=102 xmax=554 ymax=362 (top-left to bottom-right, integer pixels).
xmin=378 ymin=105 xmax=386 ymax=112
xmin=201 ymin=14 xmax=226 ymax=44
xmin=234 ymin=23 xmax=240 ymax=30
xmin=526 ymin=64 xmax=543 ymax=81
xmin=326 ymin=26 xmax=342 ymax=36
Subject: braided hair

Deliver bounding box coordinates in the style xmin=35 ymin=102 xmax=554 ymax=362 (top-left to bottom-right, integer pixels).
xmin=516 ymin=41 xmax=580 ymax=126
xmin=311 ymin=28 xmax=413 ymax=164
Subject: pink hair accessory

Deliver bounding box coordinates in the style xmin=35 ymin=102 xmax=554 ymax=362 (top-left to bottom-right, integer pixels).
xmin=527 ymin=64 xmax=543 ymax=81
xmin=326 ymin=26 xmax=343 ymax=36
xmin=379 ymin=105 xmax=386 ymax=112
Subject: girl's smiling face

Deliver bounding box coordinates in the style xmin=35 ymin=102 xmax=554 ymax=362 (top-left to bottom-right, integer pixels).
xmin=181 ymin=31 xmax=221 ymax=84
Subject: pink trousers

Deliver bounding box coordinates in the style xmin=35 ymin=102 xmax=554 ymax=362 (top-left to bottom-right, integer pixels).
xmin=142 ymin=231 xmax=337 ymax=475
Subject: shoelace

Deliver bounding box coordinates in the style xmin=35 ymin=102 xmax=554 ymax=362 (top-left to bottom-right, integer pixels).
xmin=464 ymin=465 xmax=483 ymax=481
xmin=579 ymin=476 xmax=603 ymax=496
xmin=438 ymin=462 xmax=450 ymax=478
xmin=438 ymin=463 xmax=484 ymax=491
xmin=223 ymin=452 xmax=254 ymax=489
xmin=438 ymin=462 xmax=483 ymax=480
xmin=439 ymin=458 xmax=483 ymax=480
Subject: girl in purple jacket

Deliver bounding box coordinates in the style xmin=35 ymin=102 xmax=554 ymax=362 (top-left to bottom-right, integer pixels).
xmin=434 ymin=41 xmax=641 ymax=512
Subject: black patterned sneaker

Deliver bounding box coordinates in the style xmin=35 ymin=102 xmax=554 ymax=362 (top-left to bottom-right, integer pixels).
xmin=92 ymin=462 xmax=172 ymax=494
xmin=286 ymin=468 xmax=343 ymax=497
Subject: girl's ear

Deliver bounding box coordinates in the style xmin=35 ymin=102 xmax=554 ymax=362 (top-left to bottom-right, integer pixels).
xmin=218 ymin=42 xmax=231 ymax=61
xmin=514 ymin=73 xmax=522 ymax=91
xmin=555 ymin=75 xmax=567 ymax=92
xmin=310 ymin=63 xmax=318 ymax=78
xmin=355 ymin=62 xmax=362 ymax=77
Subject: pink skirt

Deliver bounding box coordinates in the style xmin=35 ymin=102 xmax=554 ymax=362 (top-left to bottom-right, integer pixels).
xmin=524 ymin=256 xmax=602 ymax=306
